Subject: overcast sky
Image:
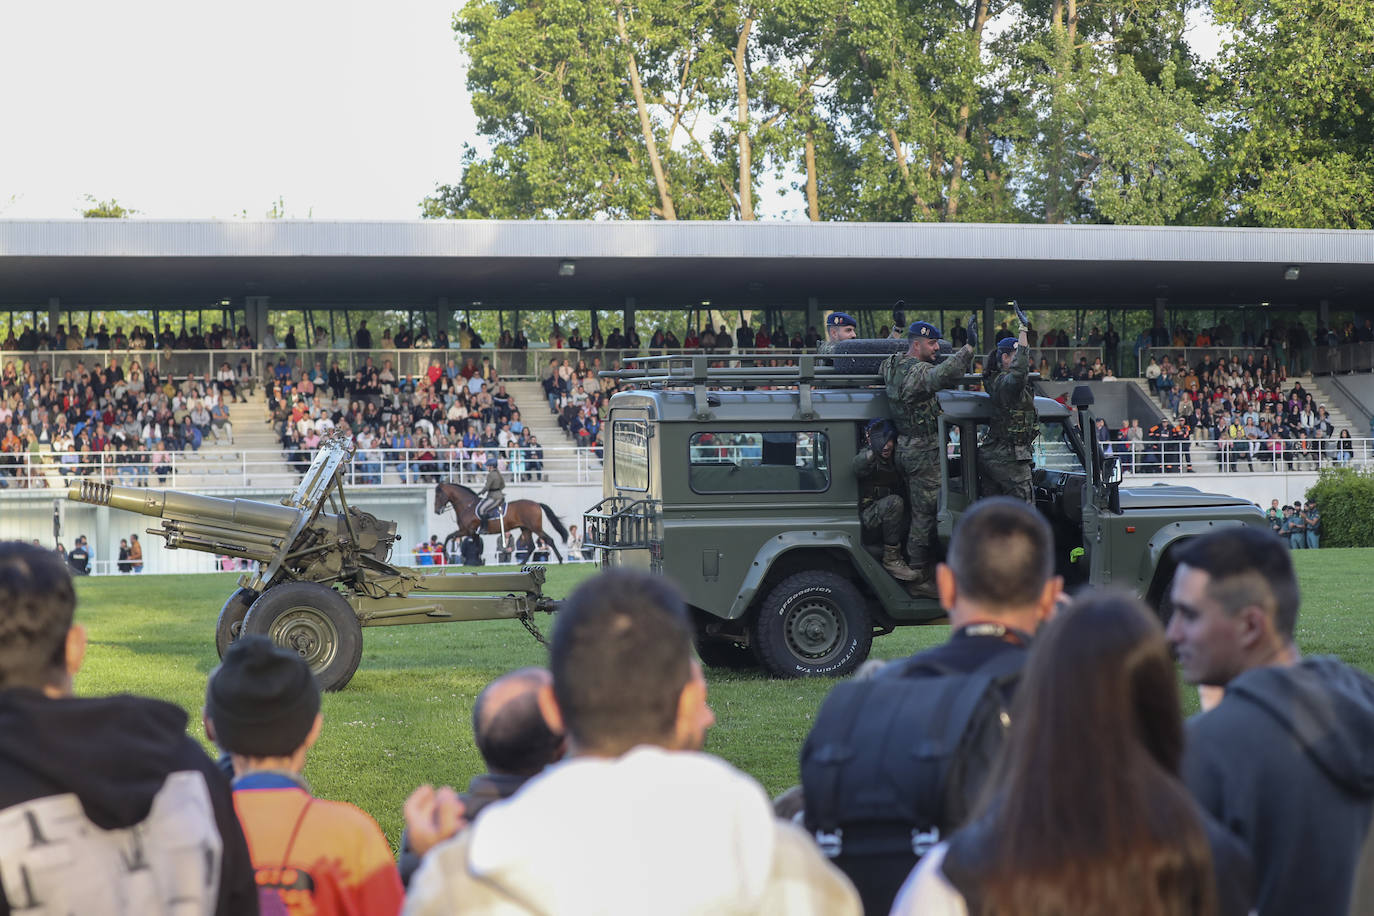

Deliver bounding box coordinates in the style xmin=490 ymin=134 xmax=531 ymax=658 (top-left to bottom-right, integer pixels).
xmin=0 ymin=2 xmax=1225 ymax=222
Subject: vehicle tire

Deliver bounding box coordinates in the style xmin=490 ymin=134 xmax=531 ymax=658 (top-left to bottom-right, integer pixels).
xmin=752 ymin=570 xmax=872 ymax=678
xmin=242 ymin=582 xmax=364 ymax=692
xmin=215 ymin=587 xmax=259 ymax=659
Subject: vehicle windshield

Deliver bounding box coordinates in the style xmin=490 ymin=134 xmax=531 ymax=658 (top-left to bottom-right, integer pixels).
xmin=1034 ymin=420 xmax=1086 ymax=473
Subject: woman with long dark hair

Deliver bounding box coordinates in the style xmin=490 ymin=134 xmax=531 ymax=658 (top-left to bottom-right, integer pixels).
xmin=892 ymin=592 xmax=1252 ymax=916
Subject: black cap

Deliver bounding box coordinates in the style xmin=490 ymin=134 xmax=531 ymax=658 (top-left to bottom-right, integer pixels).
xmin=206 ymin=635 xmax=321 ymax=757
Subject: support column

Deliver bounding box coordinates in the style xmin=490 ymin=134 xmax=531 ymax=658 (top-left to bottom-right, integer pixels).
xmin=623 ymin=297 xmax=636 ymax=339
xmin=94 ymin=505 xmax=110 ymax=576
xmin=983 ymin=298 xmax=995 ymax=350
xmin=47 ymin=297 xmax=60 ymax=335
xmin=436 ymin=297 xmax=451 ymax=340
xmin=806 ymin=297 xmax=820 ymax=336
xmin=1319 ymin=299 xmax=1330 ymax=331
xmin=246 ymin=296 xmax=271 ymax=348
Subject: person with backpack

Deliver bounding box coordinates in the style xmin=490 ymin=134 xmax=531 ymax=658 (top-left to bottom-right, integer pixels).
xmin=800 ymin=498 xmax=1061 ymax=915
xmin=206 ymin=635 xmax=404 ymax=915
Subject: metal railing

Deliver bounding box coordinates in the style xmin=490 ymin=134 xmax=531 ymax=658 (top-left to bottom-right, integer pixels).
xmin=0 ymin=346 xmax=828 ymax=386
xmin=1313 ymin=343 xmax=1374 ymax=375
xmin=1106 ymin=436 xmax=1374 ymax=473
xmin=0 ymin=443 xmax=606 ymax=491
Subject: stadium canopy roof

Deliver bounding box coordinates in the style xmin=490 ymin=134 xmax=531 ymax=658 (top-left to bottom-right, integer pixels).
xmin=0 ymin=219 xmax=1371 ymax=309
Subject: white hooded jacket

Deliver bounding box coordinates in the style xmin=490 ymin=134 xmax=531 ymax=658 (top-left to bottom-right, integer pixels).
xmin=403 ymin=746 xmax=859 ymax=916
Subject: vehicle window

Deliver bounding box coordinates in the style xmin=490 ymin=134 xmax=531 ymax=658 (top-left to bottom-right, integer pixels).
xmin=689 ymin=431 xmax=830 ymax=493
xmin=612 ymin=419 xmax=650 ymax=491
xmin=1034 ymin=421 xmax=1086 ymax=473
xmin=946 ymin=424 xmax=964 ymax=493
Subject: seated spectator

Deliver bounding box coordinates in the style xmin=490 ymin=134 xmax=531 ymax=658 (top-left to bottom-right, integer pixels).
xmin=206 ymin=635 xmax=404 ymax=915
xmin=0 ymin=541 xmax=257 ymax=914
xmin=893 ymin=591 xmax=1253 ymax=916
xmin=402 ymin=570 xmax=861 ymax=915
xmin=1168 ymin=529 xmax=1374 ymax=915
xmin=398 ymin=667 xmax=565 ymax=885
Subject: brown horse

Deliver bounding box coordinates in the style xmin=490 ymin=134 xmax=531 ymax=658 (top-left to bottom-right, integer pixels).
xmin=434 ymin=482 xmax=569 ymax=563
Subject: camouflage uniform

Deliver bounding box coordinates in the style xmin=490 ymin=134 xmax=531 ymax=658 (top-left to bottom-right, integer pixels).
xmin=853 ymin=447 xmax=906 ymax=544
xmin=880 ymin=344 xmax=974 ymax=574
xmin=978 ymin=344 xmax=1038 ymax=502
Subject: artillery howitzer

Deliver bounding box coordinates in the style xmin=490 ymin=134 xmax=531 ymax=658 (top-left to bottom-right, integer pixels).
xmin=68 ymin=433 xmax=555 ymax=690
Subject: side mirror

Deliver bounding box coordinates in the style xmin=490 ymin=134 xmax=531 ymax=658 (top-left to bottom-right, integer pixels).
xmin=1103 ymin=455 xmax=1122 ymax=485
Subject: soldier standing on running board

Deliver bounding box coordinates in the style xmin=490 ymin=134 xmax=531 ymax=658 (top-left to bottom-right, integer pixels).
xmin=880 ymin=321 xmax=975 ymax=598
xmin=979 ymin=304 xmax=1039 ymax=502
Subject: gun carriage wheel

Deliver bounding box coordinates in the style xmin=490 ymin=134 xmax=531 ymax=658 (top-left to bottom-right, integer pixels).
xmin=215 ymin=587 xmax=260 ymax=659
xmin=752 ymin=570 xmax=872 ymax=678
xmin=242 ymin=582 xmax=364 ymax=691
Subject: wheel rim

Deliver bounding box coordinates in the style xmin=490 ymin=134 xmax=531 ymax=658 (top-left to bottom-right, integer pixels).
xmin=268 ymin=607 xmax=338 ymax=674
xmin=784 ymin=597 xmax=846 ymax=661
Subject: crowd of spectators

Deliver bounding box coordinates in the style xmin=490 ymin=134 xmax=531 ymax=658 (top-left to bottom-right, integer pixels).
xmin=264 ymin=352 xmax=551 ymax=485
xmin=1091 ymin=351 xmax=1358 ymax=472
xmin=7 ymin=500 xmax=1371 ymax=915
xmin=1 ymin=321 xmax=259 ymax=351
xmin=0 ymin=354 xmax=245 ymax=488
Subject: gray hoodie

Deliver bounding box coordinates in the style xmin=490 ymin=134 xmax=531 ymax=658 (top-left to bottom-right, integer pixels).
xmin=1183 ymin=656 xmax=1374 ymax=916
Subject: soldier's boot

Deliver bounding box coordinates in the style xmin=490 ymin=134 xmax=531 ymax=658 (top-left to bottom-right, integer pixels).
xmin=882 ymin=545 xmax=919 ymax=581
xmin=905 ymin=577 xmax=938 ymax=599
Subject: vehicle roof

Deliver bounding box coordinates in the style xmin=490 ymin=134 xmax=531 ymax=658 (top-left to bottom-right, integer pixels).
xmin=609 ymin=386 xmax=1071 ymax=423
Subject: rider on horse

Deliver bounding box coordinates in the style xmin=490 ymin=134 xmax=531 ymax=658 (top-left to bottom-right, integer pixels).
xmin=475 ymin=456 xmax=505 ymax=520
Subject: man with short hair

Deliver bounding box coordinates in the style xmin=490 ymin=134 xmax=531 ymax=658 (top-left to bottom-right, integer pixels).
xmin=403 ymin=570 xmax=860 ymax=915
xmin=206 ymin=635 xmax=404 ymax=915
xmin=1168 ymin=527 xmax=1374 ymax=916
xmin=0 ymin=541 xmax=257 ymax=915
xmin=800 ymin=499 xmax=1060 ymax=914
xmin=397 ymin=667 xmax=564 ymax=885
xmin=880 ymin=321 xmax=974 ymax=595
xmin=816 ymin=312 xmax=857 ymax=354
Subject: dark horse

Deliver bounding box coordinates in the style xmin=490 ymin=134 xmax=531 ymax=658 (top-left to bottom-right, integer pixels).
xmin=434 ymin=482 xmax=569 ymax=563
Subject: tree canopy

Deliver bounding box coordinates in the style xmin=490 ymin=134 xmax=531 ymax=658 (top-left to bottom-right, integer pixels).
xmin=424 ymin=0 xmax=1373 ymax=228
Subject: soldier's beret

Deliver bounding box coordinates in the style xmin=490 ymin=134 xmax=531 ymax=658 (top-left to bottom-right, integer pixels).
xmin=907 ymin=321 xmax=940 ymax=340
xmin=827 ymin=312 xmax=857 ymax=329
xmin=996 ymin=336 xmax=1017 ymax=352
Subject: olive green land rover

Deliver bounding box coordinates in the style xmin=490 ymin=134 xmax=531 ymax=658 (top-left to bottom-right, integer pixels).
xmin=583 ymin=351 xmax=1266 ymax=678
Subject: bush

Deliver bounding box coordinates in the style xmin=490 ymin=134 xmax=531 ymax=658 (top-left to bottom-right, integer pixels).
xmin=1306 ymin=468 xmax=1374 ymax=547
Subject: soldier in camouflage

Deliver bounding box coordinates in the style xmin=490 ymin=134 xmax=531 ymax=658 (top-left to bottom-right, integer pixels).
xmin=880 ymin=320 xmax=975 ymax=597
xmin=817 ymin=312 xmax=857 ymax=355
xmin=854 ymin=418 xmax=918 ymax=581
xmin=979 ymin=323 xmax=1038 ymax=503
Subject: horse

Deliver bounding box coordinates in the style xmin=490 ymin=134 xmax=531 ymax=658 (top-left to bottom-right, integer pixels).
xmin=434 ymin=481 xmax=569 ymax=563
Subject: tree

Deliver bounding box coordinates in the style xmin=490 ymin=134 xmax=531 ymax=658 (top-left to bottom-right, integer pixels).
xmin=1210 ymin=0 xmax=1374 ymax=228
xmin=80 ymin=195 xmax=136 ymax=218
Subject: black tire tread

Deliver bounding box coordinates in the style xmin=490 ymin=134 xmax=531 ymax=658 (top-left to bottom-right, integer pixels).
xmin=752 ymin=569 xmax=872 ymax=679
xmin=242 ymin=582 xmax=364 ymax=691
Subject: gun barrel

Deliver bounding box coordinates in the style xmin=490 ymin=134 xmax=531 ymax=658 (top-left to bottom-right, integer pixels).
xmin=68 ymin=480 xmax=300 ymax=532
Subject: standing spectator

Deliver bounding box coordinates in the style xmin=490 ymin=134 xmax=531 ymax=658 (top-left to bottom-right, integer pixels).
xmin=893 ymin=592 xmax=1252 ymax=916
xmin=1168 ymin=528 xmax=1374 ymax=916
xmin=1302 ymin=498 xmax=1321 ymax=549
xmin=117 ymin=537 xmax=131 ymax=573
xmin=800 ymin=498 xmax=1059 ymax=914
xmin=129 ymin=533 xmax=144 ymax=572
xmin=355 ymin=320 xmax=373 ymax=350
xmin=402 ymin=570 xmax=860 ymax=915
xmin=206 ymin=635 xmax=404 ymax=915
xmin=0 ymin=541 xmax=257 ymax=914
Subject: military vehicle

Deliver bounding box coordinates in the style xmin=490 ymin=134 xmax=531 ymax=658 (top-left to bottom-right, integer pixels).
xmin=583 ymin=347 xmax=1266 ymax=679
xmin=67 ymin=433 xmax=555 ymax=691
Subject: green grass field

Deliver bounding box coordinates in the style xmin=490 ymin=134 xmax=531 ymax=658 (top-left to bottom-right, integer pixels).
xmin=70 ymin=551 xmax=1374 ymax=849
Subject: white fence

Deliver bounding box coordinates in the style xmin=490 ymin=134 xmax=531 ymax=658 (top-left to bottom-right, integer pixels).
xmin=0 ymin=443 xmax=605 ymax=491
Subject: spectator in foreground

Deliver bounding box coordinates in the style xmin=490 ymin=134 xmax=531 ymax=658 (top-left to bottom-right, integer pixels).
xmin=398 ymin=666 xmax=565 ymax=885
xmin=1168 ymin=528 xmax=1374 ymax=916
xmin=402 ymin=570 xmax=860 ymax=915
xmin=893 ymin=591 xmax=1253 ymax=915
xmin=205 ymin=635 xmax=404 ymax=915
xmin=0 ymin=541 xmax=257 ymax=915
xmin=800 ymin=498 xmax=1060 ymax=914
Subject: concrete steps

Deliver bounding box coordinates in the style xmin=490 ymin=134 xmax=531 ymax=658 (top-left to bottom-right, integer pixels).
xmin=503 ymin=380 xmax=570 ymax=446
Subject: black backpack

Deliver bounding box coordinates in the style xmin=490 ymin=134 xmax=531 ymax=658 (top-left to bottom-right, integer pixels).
xmin=800 ymin=649 xmax=1025 ymax=914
